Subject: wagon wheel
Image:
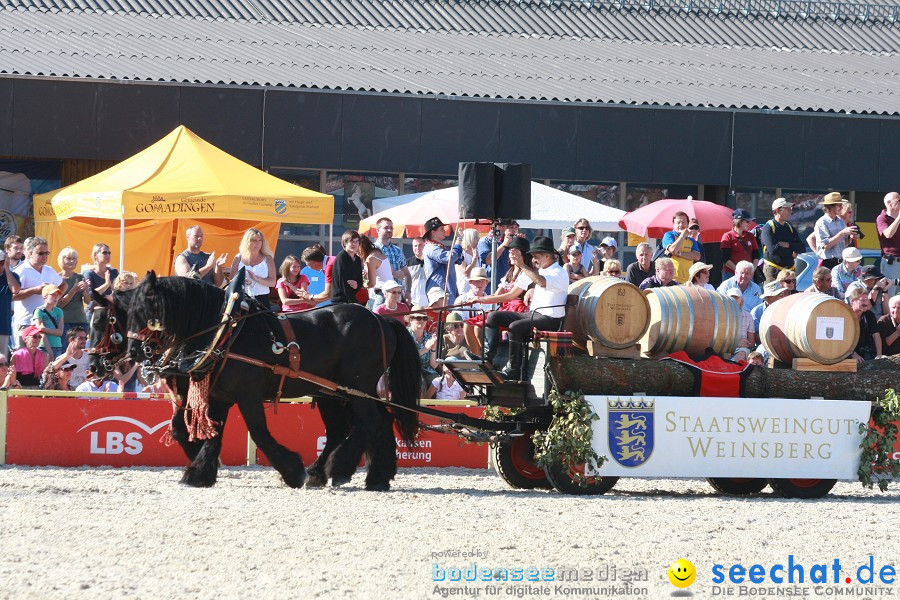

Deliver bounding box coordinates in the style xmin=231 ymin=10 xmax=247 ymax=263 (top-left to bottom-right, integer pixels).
xmin=706 ymin=477 xmax=768 ymax=495
xmin=544 ymin=461 xmax=618 ymax=496
xmin=491 ymin=435 xmax=553 ymax=490
xmin=767 ymin=478 xmax=836 ymax=499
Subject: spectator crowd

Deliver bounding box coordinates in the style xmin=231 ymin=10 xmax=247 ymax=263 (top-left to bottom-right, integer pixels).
xmin=2 ymin=189 xmax=898 ymax=392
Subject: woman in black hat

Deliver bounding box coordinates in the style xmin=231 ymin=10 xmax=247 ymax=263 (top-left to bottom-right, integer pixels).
xmin=422 ymin=217 xmax=465 ymax=307
xmin=478 ymin=236 xmax=569 ymax=381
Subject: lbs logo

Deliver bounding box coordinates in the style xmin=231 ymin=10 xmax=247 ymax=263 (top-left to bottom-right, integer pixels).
xmin=607 ymin=398 xmax=654 ymax=467
xmin=77 ymin=416 xmax=169 ymax=455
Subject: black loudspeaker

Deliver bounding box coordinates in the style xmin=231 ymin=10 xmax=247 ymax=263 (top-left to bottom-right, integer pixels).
xmin=458 ymin=162 xmax=496 ymax=220
xmin=494 ymin=162 xmax=531 ymax=221
xmin=458 ymin=162 xmax=532 ymax=221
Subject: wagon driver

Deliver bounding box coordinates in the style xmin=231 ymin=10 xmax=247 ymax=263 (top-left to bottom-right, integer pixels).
xmin=480 ymin=236 xmax=568 ymax=381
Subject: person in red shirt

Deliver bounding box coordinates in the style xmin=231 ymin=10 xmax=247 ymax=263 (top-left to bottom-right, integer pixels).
xmin=720 ymin=209 xmax=760 ymax=281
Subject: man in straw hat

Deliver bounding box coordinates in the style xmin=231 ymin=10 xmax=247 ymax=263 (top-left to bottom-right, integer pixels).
xmin=422 ymin=217 xmax=465 ymax=307
xmin=814 ymin=192 xmax=859 ymax=270
xmin=480 ymin=236 xmax=568 ymax=381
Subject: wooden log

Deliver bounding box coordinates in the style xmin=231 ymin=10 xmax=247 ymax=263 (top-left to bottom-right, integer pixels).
xmin=548 ymin=354 xmax=900 ymax=402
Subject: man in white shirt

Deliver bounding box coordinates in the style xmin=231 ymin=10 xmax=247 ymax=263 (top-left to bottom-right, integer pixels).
xmin=49 ymin=326 xmax=91 ymax=389
xmin=12 ymin=237 xmax=65 ymax=345
xmin=482 ymin=236 xmax=569 ymax=381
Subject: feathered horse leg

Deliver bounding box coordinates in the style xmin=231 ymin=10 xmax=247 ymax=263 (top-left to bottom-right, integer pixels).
xmin=306 ymin=398 xmax=351 ymax=488
xmin=238 ymin=397 xmax=307 ymax=489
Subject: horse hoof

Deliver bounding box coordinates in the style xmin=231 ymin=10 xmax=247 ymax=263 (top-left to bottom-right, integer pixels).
xmin=282 ymin=470 xmax=307 ymax=489
xmin=331 ymin=474 xmax=352 ymax=487
xmin=180 ymin=469 xmax=216 ymax=488
xmin=365 ymin=481 xmax=391 ymax=492
xmin=306 ymin=473 xmax=327 ymax=488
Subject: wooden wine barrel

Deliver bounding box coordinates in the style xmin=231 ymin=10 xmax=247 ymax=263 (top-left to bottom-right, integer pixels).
xmin=760 ymin=293 xmax=859 ymax=365
xmin=640 ymin=286 xmax=742 ymax=357
xmin=565 ymin=277 xmax=650 ymax=349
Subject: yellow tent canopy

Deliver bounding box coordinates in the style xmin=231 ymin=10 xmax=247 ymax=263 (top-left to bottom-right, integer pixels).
xmin=34 ymin=125 xmax=333 ymax=276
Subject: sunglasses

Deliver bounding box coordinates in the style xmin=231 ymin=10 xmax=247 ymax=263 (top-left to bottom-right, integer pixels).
xmin=409 ymin=316 xmax=428 ymax=321
xmin=575 ymin=226 xmax=591 ymax=231
xmin=608 ymin=270 xmax=622 ymax=275
xmin=446 ymin=324 xmax=463 ymax=329
xmin=385 ymin=290 xmax=402 ymax=295
xmin=100 ymin=250 xmax=111 ymax=255
xmin=783 ymin=278 xmax=796 ymax=283
xmin=35 ymin=251 xmax=50 ymax=256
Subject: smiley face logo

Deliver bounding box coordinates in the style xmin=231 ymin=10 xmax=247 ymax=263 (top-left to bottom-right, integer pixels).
xmin=668 ymin=558 xmax=696 ymax=588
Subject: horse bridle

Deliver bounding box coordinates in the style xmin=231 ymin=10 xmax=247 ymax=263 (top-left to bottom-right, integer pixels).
xmin=86 ymin=307 xmax=129 ymax=371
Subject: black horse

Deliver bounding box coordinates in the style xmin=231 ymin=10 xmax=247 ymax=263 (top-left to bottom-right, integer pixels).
xmin=88 ymin=289 xmax=206 ymax=461
xmin=126 ymin=272 xmax=421 ymax=491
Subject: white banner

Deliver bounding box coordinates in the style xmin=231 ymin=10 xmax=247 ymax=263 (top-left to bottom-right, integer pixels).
xmin=586 ymin=396 xmax=869 ymax=479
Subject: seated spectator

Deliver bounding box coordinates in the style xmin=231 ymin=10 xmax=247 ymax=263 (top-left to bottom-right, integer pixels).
xmin=747 ymin=351 xmax=765 ymax=367
xmin=41 ymin=359 xmax=76 ymax=391
xmin=565 ymin=244 xmax=588 ymax=282
xmin=847 ymin=286 xmax=881 ymax=362
xmin=775 ymin=269 xmax=799 ymax=294
xmin=601 ymin=259 xmax=623 ymax=279
xmin=831 ymin=247 xmax=862 ymax=298
xmin=597 ymin=237 xmax=618 ymax=274
xmin=687 ymin=262 xmax=715 ymax=290
xmin=876 ymin=295 xmax=900 ymax=357
xmin=301 ymin=245 xmax=329 ymax=307
xmin=639 ymin=257 xmax=678 ymax=290
xmin=804 ymin=266 xmax=841 ymax=298
xmin=845 ymin=265 xmax=891 ymax=320
xmin=406 ymin=306 xmax=438 ymax=390
xmin=626 ymin=242 xmax=655 ymax=288
xmin=113 ymin=271 xmax=138 ymax=292
xmin=9 ymin=325 xmax=48 ymax=388
xmin=373 ymin=280 xmax=409 ymax=323
xmin=425 ymin=359 xmax=467 ymax=400
xmin=725 ymin=288 xmax=754 ymax=362
xmin=457 ymin=267 xmax=494 ymax=357
xmin=276 ymin=255 xmax=313 ymax=313
xmin=749 ymin=281 xmax=790 ymax=343
xmin=442 ymin=312 xmax=475 ymax=360
xmin=716 ymin=261 xmax=762 ymax=311
xmin=75 ymin=371 xmax=119 ymax=393
xmin=0 ymin=354 xmax=14 ymax=389
xmin=113 ymin=359 xmax=144 ymax=392
xmin=33 ymin=284 xmax=64 ymax=359
xmin=49 ymin=326 xmax=90 ymax=389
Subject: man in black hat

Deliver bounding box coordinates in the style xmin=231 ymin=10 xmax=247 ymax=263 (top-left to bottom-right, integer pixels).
xmin=480 ymin=236 xmax=568 ymax=381
xmin=720 ymin=208 xmax=760 ymax=282
xmin=422 ymin=217 xmax=465 ymax=306
xmin=845 ymin=265 xmax=892 ymax=320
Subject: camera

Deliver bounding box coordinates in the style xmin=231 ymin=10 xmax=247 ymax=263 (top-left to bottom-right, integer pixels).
xmin=689 ymin=224 xmax=700 ymax=231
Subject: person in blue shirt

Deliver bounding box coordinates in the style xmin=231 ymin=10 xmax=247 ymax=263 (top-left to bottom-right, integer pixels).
xmin=477 ymin=221 xmax=519 ymax=292
xmin=301 ymin=245 xmax=330 ymax=307
xmin=423 ymin=217 xmax=465 ymax=306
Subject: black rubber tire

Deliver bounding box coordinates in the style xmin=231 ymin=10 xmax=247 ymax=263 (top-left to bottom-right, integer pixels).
xmin=491 ymin=435 xmax=553 ymax=490
xmin=767 ymin=478 xmax=837 ymax=499
xmin=544 ymin=461 xmax=618 ymax=496
xmin=706 ymin=477 xmax=768 ymax=495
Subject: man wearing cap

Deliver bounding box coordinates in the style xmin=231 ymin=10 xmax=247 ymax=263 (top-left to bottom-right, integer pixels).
xmin=720 ymin=209 xmax=760 ymax=281
xmin=12 ymin=237 xmax=65 ymax=346
xmin=483 ymin=236 xmax=568 ymax=381
xmin=749 ymin=281 xmax=790 ymax=346
xmin=372 ymin=280 xmax=410 ymax=323
xmin=0 ymin=249 xmax=21 ymax=356
xmin=477 ymin=221 xmax=519 ymax=291
xmin=876 ymin=192 xmax=900 ymax=296
xmin=814 ymin=192 xmax=858 ymax=270
xmin=423 ymin=217 xmax=465 ymax=306
xmin=716 ymin=260 xmax=762 ymax=312
xmin=845 ymin=265 xmax=892 ymax=319
xmin=661 ymin=212 xmax=702 ymax=284
xmin=174 ymin=226 xmax=226 ymax=285
xmin=760 ymin=198 xmax=805 ymax=283
xmin=626 ymin=242 xmax=655 ymax=288
xmin=830 ymin=247 xmax=862 ymax=298
xmin=596 ymin=236 xmax=618 ymax=274
xmin=558 ymin=227 xmax=577 ymax=256
xmin=876 ymin=296 xmax=900 ymax=357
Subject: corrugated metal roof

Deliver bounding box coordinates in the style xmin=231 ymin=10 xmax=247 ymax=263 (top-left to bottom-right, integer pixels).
xmin=1 ymin=1 xmax=899 ymax=114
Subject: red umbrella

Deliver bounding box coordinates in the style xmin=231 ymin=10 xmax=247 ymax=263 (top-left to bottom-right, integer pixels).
xmin=618 ymin=198 xmax=755 ymax=243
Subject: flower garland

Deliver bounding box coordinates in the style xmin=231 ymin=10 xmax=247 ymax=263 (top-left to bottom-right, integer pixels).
xmin=858 ymin=388 xmax=900 ymax=491
xmin=532 ymin=389 xmax=605 ymax=486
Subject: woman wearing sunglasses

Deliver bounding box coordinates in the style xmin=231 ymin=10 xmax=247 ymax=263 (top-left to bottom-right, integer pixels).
xmin=84 ymin=243 xmax=118 ymax=318
xmin=406 ymin=307 xmax=439 ymax=390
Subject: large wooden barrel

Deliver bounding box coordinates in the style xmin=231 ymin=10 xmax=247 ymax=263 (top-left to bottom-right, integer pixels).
xmin=564 ymin=277 xmax=651 ymax=349
xmin=760 ymin=293 xmax=859 ymax=365
xmin=640 ymin=286 xmax=742 ymax=357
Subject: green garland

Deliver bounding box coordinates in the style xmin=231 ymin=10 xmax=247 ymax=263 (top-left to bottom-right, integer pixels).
xmin=858 ymin=388 xmax=900 ymax=491
xmin=532 ymin=389 xmax=605 ymax=486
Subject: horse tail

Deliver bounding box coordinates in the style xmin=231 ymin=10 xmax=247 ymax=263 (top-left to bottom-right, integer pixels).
xmin=385 ymin=316 xmax=421 ymax=445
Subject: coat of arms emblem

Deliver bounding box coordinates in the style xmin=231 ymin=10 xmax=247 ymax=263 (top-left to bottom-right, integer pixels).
xmin=607 ymin=398 xmax=654 ymax=468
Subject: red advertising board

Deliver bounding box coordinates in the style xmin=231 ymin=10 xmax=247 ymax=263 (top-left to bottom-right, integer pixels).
xmin=5 ymin=395 xmax=249 ymax=467
xmin=255 ymin=403 xmax=488 ymax=469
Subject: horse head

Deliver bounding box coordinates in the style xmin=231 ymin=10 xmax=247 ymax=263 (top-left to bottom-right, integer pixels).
xmin=127 ymin=270 xmax=170 ymax=362
xmin=88 ymin=289 xmax=132 ymax=376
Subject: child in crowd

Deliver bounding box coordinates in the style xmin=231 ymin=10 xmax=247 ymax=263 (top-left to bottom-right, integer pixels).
xmin=33 ymin=285 xmax=64 ymax=359
xmin=565 ymin=244 xmax=587 ymax=282
xmin=10 ymin=326 xmax=49 ymax=388
xmin=747 ymin=351 xmax=765 ymax=367
xmin=456 ymin=267 xmax=494 ymax=357
xmin=425 ymin=360 xmax=467 ymax=400
xmin=113 ymin=271 xmax=138 ymax=292
xmin=276 ymin=255 xmax=312 ymax=313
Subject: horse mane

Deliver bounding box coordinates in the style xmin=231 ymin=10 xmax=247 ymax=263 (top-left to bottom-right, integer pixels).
xmin=131 ymin=274 xmax=226 ymax=342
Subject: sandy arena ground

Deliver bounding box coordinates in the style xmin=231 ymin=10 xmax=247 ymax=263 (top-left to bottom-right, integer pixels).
xmin=0 ymin=465 xmax=897 ymax=600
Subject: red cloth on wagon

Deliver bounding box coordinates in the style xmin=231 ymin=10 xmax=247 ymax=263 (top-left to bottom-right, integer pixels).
xmin=660 ymin=351 xmax=754 ymax=398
